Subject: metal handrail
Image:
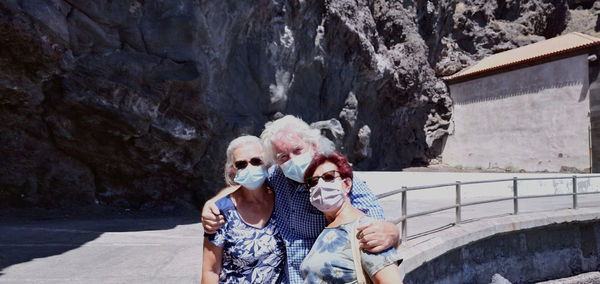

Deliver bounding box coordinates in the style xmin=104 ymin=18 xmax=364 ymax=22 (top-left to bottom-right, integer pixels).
xmin=375 ymin=174 xmax=600 ymax=241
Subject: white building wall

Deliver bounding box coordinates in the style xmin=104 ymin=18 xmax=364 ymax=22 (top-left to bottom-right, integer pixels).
xmin=443 ymin=55 xmax=591 ymax=172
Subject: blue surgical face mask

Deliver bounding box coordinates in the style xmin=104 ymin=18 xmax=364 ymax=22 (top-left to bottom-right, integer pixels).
xmin=234 ymin=165 xmax=267 ymax=190
xmin=280 ymin=151 xmax=312 ymax=183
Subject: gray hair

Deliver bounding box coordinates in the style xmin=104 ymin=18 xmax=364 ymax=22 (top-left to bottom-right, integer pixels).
xmin=224 ymin=135 xmax=264 ymax=186
xmin=260 ymin=115 xmax=333 ymax=164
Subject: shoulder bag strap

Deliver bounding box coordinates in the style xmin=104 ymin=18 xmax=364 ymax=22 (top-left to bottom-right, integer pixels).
xmin=351 ymin=221 xmax=372 ymax=284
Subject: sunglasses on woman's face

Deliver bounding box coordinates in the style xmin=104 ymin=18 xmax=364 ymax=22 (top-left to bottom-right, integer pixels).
xmin=234 ymin=157 xmax=263 ymax=170
xmin=304 ymin=170 xmax=341 ymax=189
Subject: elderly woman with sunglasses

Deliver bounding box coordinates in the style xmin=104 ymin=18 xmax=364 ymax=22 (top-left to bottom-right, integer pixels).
xmin=300 ymin=152 xmax=402 ymax=284
xmin=202 ymin=135 xmax=285 ymax=284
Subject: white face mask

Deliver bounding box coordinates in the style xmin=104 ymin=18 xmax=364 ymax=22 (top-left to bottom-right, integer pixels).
xmin=309 ymin=178 xmax=346 ymax=212
xmin=234 ymin=165 xmax=267 ymax=190
xmin=280 ymin=151 xmax=312 ymax=183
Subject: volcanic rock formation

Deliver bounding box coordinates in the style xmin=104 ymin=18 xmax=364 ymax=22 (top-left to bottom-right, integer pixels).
xmin=0 ymin=0 xmax=596 ymax=210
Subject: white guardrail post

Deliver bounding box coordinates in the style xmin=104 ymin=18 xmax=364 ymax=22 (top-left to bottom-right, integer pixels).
xmin=513 ymin=177 xmax=518 ymax=215
xmin=573 ymin=175 xmax=578 ymax=209
xmin=455 ymin=181 xmax=461 ymax=224
xmin=381 ymin=174 xmax=600 ymax=240
xmin=401 ymin=186 xmax=407 ymax=241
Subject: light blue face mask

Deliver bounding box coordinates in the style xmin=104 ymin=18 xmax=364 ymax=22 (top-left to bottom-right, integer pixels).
xmin=234 ymin=165 xmax=267 ymax=190
xmin=280 ymin=151 xmax=312 ymax=183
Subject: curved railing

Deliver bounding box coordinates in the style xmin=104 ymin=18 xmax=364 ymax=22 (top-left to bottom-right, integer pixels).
xmin=375 ymin=174 xmax=600 ymax=241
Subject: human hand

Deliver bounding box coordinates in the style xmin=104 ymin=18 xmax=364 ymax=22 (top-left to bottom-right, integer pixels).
xmin=356 ymin=220 xmax=400 ymax=253
xmin=201 ymin=201 xmax=224 ymax=234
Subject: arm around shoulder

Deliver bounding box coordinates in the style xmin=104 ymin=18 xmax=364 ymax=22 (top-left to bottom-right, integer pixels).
xmin=202 ymin=185 xmax=239 ymax=234
xmin=358 ymin=220 xmax=400 ymax=253
xmin=205 ymin=185 xmax=239 ymax=205
xmin=349 ymin=178 xmax=386 ymax=220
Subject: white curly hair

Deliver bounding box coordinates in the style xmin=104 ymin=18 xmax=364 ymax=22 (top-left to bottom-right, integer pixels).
xmin=260 ymin=115 xmax=334 ymax=165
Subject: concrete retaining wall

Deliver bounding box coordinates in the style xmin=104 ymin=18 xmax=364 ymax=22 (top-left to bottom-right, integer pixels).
xmin=399 ymin=208 xmax=600 ymax=284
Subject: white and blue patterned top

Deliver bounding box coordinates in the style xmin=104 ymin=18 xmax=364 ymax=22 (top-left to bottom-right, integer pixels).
xmin=206 ymin=195 xmax=285 ymax=284
xmin=267 ymin=166 xmax=386 ymax=284
xmin=300 ymin=215 xmax=402 ymax=283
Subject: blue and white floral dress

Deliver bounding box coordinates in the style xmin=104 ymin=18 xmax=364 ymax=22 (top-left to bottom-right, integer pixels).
xmin=206 ymin=195 xmax=285 ymax=284
xmin=300 ymin=216 xmax=402 ymax=284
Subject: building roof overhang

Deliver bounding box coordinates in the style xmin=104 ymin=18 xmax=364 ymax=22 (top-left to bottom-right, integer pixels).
xmin=444 ymin=32 xmax=600 ymax=84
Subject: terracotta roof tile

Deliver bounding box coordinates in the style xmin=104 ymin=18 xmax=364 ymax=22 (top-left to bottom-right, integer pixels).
xmin=444 ymin=32 xmax=600 ymax=82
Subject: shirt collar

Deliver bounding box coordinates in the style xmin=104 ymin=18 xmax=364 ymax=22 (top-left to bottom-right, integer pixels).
xmin=271 ymin=165 xmax=307 ymax=192
xmin=295 ymin=182 xmax=307 ymax=192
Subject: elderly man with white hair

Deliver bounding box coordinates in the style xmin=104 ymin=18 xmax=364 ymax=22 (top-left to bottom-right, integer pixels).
xmin=202 ymin=115 xmax=399 ymax=284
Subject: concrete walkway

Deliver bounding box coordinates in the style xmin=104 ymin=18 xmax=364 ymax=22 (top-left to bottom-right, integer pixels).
xmin=0 ymin=217 xmax=204 ymax=283
xmin=1 ymin=172 xmax=599 ymax=283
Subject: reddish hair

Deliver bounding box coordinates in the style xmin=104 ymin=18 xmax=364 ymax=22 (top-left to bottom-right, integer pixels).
xmin=304 ymin=152 xmax=353 ymax=183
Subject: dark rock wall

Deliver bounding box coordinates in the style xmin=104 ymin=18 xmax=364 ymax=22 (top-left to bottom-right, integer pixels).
xmin=0 ymin=0 xmax=596 ymax=210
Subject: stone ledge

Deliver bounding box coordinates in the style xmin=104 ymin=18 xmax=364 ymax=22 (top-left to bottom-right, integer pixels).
xmin=397 ymin=207 xmax=600 ymax=278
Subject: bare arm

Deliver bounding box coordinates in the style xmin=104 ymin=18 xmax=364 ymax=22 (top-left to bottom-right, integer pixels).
xmin=357 ymin=220 xmax=400 ymax=253
xmin=201 ymin=237 xmax=223 ymax=284
xmin=371 ymin=264 xmax=403 ymax=284
xmin=201 ymin=185 xmax=239 ymax=234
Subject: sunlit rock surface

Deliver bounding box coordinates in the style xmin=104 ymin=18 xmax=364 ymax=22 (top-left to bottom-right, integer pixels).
xmin=0 ymin=0 xmax=596 ymax=210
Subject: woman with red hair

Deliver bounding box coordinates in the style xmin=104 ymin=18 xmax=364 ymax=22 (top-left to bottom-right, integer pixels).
xmin=300 ymin=152 xmax=402 ymax=283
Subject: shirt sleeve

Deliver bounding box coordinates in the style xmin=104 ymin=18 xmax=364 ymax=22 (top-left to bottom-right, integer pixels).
xmin=204 ymin=196 xmax=232 ymax=247
xmin=206 ymin=224 xmax=226 ymax=247
xmin=361 ymin=246 xmax=403 ymax=278
xmin=349 ymin=176 xmax=386 ymax=220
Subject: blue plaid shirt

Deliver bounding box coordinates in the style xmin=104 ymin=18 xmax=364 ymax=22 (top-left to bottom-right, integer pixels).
xmin=267 ymin=166 xmax=386 ymax=284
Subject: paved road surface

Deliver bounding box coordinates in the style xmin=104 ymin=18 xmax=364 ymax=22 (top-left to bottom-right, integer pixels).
xmin=1 ymin=172 xmax=599 ymax=283
xmin=0 ymin=217 xmax=204 ymax=283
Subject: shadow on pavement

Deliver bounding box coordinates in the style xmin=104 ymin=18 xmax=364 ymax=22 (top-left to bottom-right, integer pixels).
xmin=0 ymin=214 xmax=201 ymax=272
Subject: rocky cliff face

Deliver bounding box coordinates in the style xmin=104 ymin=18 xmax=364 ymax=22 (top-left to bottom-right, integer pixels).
xmin=0 ymin=0 xmax=597 ymax=211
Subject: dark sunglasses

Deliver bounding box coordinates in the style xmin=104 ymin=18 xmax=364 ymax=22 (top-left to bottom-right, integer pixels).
xmin=304 ymin=170 xmax=341 ymax=189
xmin=234 ymin=157 xmax=263 ymax=170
